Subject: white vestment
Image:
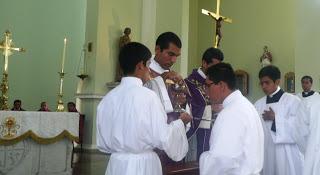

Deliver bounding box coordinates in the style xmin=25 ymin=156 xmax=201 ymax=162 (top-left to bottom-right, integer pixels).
xmin=96 ymin=77 xmax=188 ymax=175
xmin=296 ymin=91 xmax=319 ymax=109
xmin=255 ymin=89 xmax=303 ymax=175
xmin=200 ymin=90 xmax=264 ymax=175
xmin=295 ymin=95 xmax=320 ymax=175
xmin=296 ymin=92 xmax=319 ymax=100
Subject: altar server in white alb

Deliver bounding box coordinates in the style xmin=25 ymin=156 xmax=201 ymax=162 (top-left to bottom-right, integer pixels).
xmin=96 ymin=42 xmax=191 ymax=175
xmin=296 ymin=75 xmax=319 ymax=107
xmin=295 ymin=91 xmax=320 ymax=175
xmin=200 ymin=63 xmax=264 ymax=175
xmin=254 ymin=65 xmax=303 ymax=175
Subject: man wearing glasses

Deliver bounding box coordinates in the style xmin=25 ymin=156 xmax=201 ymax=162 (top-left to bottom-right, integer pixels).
xmin=200 ymin=63 xmax=264 ymax=175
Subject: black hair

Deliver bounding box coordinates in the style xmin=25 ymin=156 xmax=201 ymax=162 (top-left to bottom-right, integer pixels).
xmin=67 ymin=102 xmax=76 ymax=106
xmin=258 ymin=65 xmax=281 ymax=82
xmin=206 ymin=63 xmax=236 ymax=90
xmin=202 ymin=47 xmax=224 ymax=63
xmin=119 ymin=42 xmax=151 ymax=75
xmin=301 ymin=75 xmax=313 ymax=84
xmin=14 ymin=99 xmax=21 ymax=104
xmin=155 ymin=32 xmax=181 ymax=51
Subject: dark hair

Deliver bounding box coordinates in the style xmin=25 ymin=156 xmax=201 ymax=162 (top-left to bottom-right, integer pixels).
xmin=301 ymin=75 xmax=313 ymax=84
xmin=67 ymin=102 xmax=76 ymax=106
xmin=258 ymin=65 xmax=281 ymax=82
xmin=206 ymin=63 xmax=236 ymax=90
xmin=119 ymin=42 xmax=151 ymax=75
xmin=155 ymin=32 xmax=181 ymax=51
xmin=14 ymin=99 xmax=21 ymax=104
xmin=202 ymin=47 xmax=224 ymax=63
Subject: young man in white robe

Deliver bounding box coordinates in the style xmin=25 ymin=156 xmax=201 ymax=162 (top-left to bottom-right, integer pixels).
xmin=200 ymin=63 xmax=264 ymax=175
xmin=296 ymin=75 xmax=319 ymax=108
xmin=254 ymin=65 xmax=303 ymax=175
xmin=296 ymin=94 xmax=320 ymax=175
xmin=96 ymin=42 xmax=192 ymax=175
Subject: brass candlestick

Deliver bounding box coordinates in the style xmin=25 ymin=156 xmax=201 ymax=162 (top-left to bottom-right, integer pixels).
xmin=0 ymin=73 xmax=9 ymax=110
xmin=56 ymin=72 xmax=65 ymax=112
xmin=0 ymin=30 xmax=25 ymax=110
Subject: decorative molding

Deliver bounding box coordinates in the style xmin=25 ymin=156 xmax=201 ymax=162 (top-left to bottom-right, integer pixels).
xmin=74 ymin=93 xmax=104 ymax=99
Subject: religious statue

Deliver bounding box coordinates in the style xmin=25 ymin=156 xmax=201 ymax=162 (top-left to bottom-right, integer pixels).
xmin=119 ymin=27 xmax=131 ymax=48
xmin=260 ymin=46 xmax=273 ymax=67
xmin=116 ymin=27 xmax=132 ymax=82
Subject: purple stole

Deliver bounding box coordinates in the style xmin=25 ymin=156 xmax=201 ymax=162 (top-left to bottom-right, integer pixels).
xmin=185 ymin=69 xmax=209 ymax=137
xmin=185 ymin=69 xmax=212 ymax=160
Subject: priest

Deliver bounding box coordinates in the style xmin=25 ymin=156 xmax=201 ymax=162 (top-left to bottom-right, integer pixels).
xmin=96 ymin=42 xmax=191 ymax=175
xmin=185 ymin=47 xmax=224 ymax=160
xmin=144 ymin=31 xmax=193 ymax=168
xmin=254 ymin=65 xmax=303 ymax=175
xmin=200 ymin=63 xmax=264 ymax=175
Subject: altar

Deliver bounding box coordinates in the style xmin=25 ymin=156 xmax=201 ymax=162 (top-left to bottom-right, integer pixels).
xmin=0 ymin=111 xmax=79 ymax=175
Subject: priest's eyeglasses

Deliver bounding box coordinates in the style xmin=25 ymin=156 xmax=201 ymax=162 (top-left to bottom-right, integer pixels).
xmin=205 ymin=82 xmax=214 ymax=89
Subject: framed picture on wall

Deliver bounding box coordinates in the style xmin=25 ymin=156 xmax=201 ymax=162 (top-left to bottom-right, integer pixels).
xmin=235 ymin=70 xmax=249 ymax=96
xmin=284 ymin=72 xmax=295 ymax=93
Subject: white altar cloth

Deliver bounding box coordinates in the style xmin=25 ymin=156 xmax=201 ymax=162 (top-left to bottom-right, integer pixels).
xmin=0 ymin=111 xmax=79 ymax=175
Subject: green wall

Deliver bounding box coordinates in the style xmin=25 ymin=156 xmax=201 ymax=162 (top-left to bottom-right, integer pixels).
xmin=197 ymin=0 xmax=295 ymax=102
xmin=0 ymin=0 xmax=86 ymax=110
xmin=295 ymin=0 xmax=320 ymax=92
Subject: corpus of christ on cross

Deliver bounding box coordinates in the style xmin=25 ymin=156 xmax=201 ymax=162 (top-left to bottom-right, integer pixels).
xmin=202 ymin=0 xmax=232 ymax=48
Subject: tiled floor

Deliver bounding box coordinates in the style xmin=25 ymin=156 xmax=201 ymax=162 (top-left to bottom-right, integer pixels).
xmin=72 ymin=151 xmax=109 ymax=175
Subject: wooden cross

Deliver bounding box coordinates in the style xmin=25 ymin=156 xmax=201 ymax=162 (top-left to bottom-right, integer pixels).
xmin=202 ymin=0 xmax=232 ymax=48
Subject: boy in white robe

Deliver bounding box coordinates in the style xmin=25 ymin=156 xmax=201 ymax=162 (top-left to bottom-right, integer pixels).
xmin=296 ymin=75 xmax=319 ymax=100
xmin=200 ymin=63 xmax=264 ymax=175
xmin=254 ymin=65 xmax=303 ymax=175
xmin=96 ymin=42 xmax=192 ymax=175
xmin=296 ymin=92 xmax=320 ymax=175
xmin=296 ymin=75 xmax=319 ymax=108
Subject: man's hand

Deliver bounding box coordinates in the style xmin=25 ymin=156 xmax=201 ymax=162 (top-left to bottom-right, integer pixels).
xmin=179 ymin=112 xmax=192 ymax=125
xmin=262 ymin=107 xmax=275 ymax=121
xmin=161 ymin=71 xmax=183 ymax=84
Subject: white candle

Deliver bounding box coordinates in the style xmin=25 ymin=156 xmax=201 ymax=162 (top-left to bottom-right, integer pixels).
xmin=61 ymin=38 xmax=67 ymax=73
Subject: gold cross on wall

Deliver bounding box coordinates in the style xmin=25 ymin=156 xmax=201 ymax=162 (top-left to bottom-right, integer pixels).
xmin=202 ymin=0 xmax=232 ymax=48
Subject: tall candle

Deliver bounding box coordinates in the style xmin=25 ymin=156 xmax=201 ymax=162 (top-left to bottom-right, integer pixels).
xmin=61 ymin=38 xmax=67 ymax=73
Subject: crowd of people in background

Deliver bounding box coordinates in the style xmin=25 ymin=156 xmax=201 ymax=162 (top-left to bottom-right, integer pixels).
xmin=10 ymin=100 xmax=78 ymax=112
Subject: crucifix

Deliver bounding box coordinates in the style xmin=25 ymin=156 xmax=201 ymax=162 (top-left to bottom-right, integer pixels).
xmin=202 ymin=0 xmax=232 ymax=48
xmin=0 ymin=30 xmax=25 ymax=110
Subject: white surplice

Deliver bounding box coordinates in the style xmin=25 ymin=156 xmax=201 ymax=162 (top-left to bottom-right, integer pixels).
xmin=295 ymin=94 xmax=320 ymax=175
xmin=96 ymin=77 xmax=188 ymax=175
xmin=200 ymin=90 xmax=264 ymax=175
xmin=145 ymin=55 xmax=191 ymax=118
xmin=255 ymin=89 xmax=303 ymax=175
xmin=296 ymin=91 xmax=319 ymax=110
